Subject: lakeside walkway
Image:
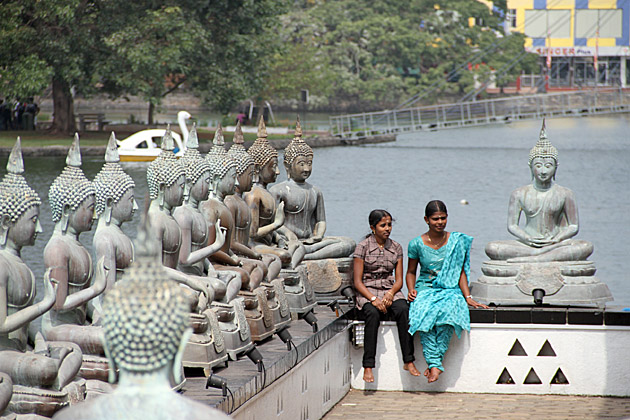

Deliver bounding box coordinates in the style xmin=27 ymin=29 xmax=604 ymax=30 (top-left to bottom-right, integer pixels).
xmin=323 ymin=389 xmax=630 ymax=419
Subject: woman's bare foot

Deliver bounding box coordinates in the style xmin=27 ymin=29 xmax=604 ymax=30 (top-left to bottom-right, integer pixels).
xmin=427 ymin=367 xmax=442 ymax=383
xmin=403 ymin=362 xmax=421 ymax=377
xmin=363 ymin=368 xmax=374 ymax=383
xmin=423 ymin=368 xmax=430 ymax=377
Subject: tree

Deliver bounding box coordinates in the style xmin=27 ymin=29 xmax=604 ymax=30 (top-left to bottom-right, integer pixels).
xmin=0 ymin=0 xmax=288 ymax=133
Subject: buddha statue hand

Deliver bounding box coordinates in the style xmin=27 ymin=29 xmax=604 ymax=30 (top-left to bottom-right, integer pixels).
xmin=303 ymin=236 xmax=322 ymax=245
xmin=93 ymin=256 xmax=109 ymax=295
xmin=526 ymin=236 xmax=556 ymax=248
xmin=273 ymin=202 xmax=285 ymax=227
xmin=42 ymin=268 xmax=59 ymax=308
xmin=214 ymin=218 xmax=227 ymax=250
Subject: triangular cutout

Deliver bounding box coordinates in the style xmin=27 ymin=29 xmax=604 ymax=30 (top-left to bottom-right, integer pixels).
xmin=508 ymin=339 xmax=527 ymax=356
xmin=537 ymin=340 xmax=556 ymax=357
xmin=524 ymin=368 xmax=542 ymax=384
xmin=550 ymin=368 xmax=569 ymax=385
xmin=496 ymin=368 xmax=515 ymax=384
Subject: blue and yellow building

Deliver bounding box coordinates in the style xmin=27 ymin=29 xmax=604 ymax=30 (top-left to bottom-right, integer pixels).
xmin=505 ymin=0 xmax=630 ymax=87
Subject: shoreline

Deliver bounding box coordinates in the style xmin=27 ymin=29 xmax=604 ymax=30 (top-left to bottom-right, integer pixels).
xmin=0 ymin=134 xmax=395 ymax=157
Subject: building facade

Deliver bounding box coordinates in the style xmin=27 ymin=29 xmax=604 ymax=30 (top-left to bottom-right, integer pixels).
xmin=505 ymin=0 xmax=629 ymax=88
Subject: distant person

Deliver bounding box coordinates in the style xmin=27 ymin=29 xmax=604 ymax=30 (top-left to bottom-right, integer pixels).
xmin=13 ymin=100 xmax=23 ymax=130
xmin=407 ymin=200 xmax=488 ymax=383
xmin=23 ymin=98 xmax=39 ymax=130
xmin=353 ymin=209 xmax=420 ymax=383
xmin=235 ymin=111 xmax=246 ymax=125
xmin=0 ymin=100 xmax=8 ymax=130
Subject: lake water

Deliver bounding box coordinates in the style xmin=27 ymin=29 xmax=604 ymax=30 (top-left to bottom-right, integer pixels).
xmin=17 ymin=114 xmax=630 ymax=306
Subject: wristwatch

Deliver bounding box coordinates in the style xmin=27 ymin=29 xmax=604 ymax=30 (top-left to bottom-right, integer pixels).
xmin=370 ymin=296 xmax=377 ymax=302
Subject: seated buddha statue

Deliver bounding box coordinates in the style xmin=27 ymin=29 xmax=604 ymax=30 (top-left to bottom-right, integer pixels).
xmin=43 ymin=134 xmax=108 ymax=360
xmin=52 ymin=216 xmax=231 ymax=420
xmin=93 ymin=133 xmax=138 ymax=295
xmin=473 ymin=121 xmax=613 ymax=306
xmin=270 ymin=118 xmax=355 ymax=260
xmin=245 ymin=116 xmax=305 ymax=269
xmin=200 ymin=125 xmax=277 ymax=342
xmin=0 ymin=138 xmax=84 ymax=417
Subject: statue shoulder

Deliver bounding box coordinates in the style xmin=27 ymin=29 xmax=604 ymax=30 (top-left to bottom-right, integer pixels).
xmin=552 ymin=184 xmax=576 ymax=198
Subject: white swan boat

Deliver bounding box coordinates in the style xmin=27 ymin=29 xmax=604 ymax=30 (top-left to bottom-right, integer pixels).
xmin=117 ymin=111 xmax=190 ymax=162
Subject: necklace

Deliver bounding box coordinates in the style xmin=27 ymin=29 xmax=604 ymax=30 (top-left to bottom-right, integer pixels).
xmin=427 ymin=232 xmax=447 ymax=248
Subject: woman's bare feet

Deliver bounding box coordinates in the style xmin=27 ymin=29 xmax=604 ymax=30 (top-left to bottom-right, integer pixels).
xmin=427 ymin=367 xmax=442 ymax=383
xmin=403 ymin=362 xmax=421 ymax=377
xmin=423 ymin=368 xmax=430 ymax=377
xmin=363 ymin=368 xmax=374 ymax=383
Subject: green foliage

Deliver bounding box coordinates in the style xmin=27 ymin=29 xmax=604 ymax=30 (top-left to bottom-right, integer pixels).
xmin=263 ymin=0 xmax=537 ymax=109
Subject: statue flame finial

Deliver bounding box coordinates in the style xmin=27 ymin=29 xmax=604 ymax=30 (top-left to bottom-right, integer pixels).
xmin=233 ymin=121 xmax=245 ymax=145
xmin=161 ymin=125 xmax=175 ymax=151
xmin=105 ymin=132 xmax=120 ymax=164
xmin=212 ymin=123 xmax=225 ymax=146
xmin=257 ymin=115 xmax=268 ymax=139
xmin=294 ymin=115 xmax=302 ymax=139
xmin=66 ymin=133 xmax=82 ymax=167
xmin=7 ymin=137 xmax=24 ymax=175
xmin=187 ymin=123 xmax=199 ymax=149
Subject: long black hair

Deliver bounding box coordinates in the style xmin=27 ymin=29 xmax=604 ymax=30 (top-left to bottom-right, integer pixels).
xmin=425 ymin=200 xmax=447 ymax=217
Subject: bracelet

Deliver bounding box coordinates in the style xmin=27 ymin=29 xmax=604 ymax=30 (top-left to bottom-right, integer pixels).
xmin=385 ymin=291 xmax=394 ymax=297
xmin=465 ymin=295 xmax=472 ymax=299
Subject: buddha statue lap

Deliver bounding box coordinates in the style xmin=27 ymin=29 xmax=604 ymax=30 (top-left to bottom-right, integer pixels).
xmin=43 ymin=134 xmax=110 ymax=382
xmin=245 ymin=117 xmax=316 ymax=321
xmin=51 ymin=217 xmax=231 ymax=420
xmin=200 ymin=125 xmax=276 ymax=342
xmin=270 ymin=118 xmax=356 ymax=299
xmin=173 ymin=125 xmax=253 ymax=362
xmin=471 ymin=121 xmax=613 ymax=306
xmin=0 ymin=139 xmax=85 ymax=418
xmin=146 ymin=128 xmax=232 ymax=370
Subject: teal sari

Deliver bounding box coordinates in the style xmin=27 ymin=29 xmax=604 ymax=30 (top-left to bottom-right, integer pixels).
xmin=408 ymin=232 xmax=472 ymax=339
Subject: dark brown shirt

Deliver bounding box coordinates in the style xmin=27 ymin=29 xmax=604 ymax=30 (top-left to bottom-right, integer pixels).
xmin=353 ymin=234 xmax=404 ymax=309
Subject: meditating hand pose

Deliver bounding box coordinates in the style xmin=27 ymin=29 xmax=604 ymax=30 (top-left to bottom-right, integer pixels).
xmin=353 ymin=210 xmax=420 ymax=383
xmin=407 ymin=200 xmax=487 ymax=383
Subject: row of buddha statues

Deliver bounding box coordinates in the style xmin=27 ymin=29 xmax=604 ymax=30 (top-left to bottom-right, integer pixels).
xmin=0 ymin=116 xmax=612 ymax=418
xmin=0 ymin=116 xmax=356 ymax=418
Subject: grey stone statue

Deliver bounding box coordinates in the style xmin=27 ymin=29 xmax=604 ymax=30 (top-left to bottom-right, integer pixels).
xmin=93 ymin=132 xmax=138 ymax=294
xmin=200 ymin=125 xmax=276 ymax=342
xmin=147 ymin=127 xmax=233 ymax=370
xmin=245 ymin=116 xmax=306 ymax=269
xmin=270 ymin=118 xmax=355 ymax=260
xmin=43 ymin=133 xmax=109 ymax=377
xmin=472 ymin=121 xmax=613 ymax=306
xmin=0 ymin=138 xmax=84 ymax=418
xmin=52 ymin=215 xmax=231 ymax=420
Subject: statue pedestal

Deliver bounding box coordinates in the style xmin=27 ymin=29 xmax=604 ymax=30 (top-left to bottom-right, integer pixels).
xmin=305 ymin=257 xmax=353 ymax=302
xmin=8 ymin=379 xmax=85 ymax=418
xmin=471 ymin=260 xmax=614 ymax=306
xmin=279 ymin=265 xmax=317 ymax=317
xmin=212 ymin=299 xmax=255 ymax=361
xmin=182 ymin=311 xmax=229 ymax=372
xmin=240 ymin=290 xmax=275 ymax=342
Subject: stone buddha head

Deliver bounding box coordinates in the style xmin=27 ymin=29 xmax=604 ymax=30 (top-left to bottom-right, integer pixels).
xmin=94 ymin=133 xmax=137 ymax=225
xmin=206 ymin=124 xmax=238 ymax=198
xmin=0 ymin=138 xmax=43 ymax=250
xmin=181 ymin=124 xmax=211 ymax=203
xmin=102 ymin=213 xmax=191 ymax=383
xmin=248 ymin=116 xmax=279 ymax=185
xmin=227 ymin=121 xmax=255 ymax=193
xmin=529 ymin=120 xmax=558 ymax=184
xmin=48 ymin=134 xmax=96 ymax=234
xmin=147 ymin=127 xmax=186 ymax=209
xmin=283 ymin=117 xmax=313 ymax=183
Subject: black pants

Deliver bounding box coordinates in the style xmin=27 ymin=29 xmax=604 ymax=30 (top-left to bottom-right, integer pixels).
xmin=359 ymin=299 xmax=415 ymax=368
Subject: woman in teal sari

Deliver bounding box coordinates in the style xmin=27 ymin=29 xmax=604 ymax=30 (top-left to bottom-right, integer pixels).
xmin=407 ymin=200 xmax=487 ymax=383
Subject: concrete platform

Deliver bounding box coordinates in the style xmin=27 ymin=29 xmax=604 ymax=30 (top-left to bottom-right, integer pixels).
xmin=323 ymin=389 xmax=630 ymax=420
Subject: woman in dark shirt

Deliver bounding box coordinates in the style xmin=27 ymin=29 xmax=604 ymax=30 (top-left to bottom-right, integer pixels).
xmin=353 ymin=209 xmax=420 ymax=382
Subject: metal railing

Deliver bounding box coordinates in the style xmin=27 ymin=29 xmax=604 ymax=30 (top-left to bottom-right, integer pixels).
xmin=329 ymin=88 xmax=630 ymax=138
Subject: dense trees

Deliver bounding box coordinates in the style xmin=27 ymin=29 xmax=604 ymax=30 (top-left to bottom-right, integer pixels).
xmin=0 ymin=0 xmax=287 ymax=133
xmin=264 ymin=0 xmax=538 ymax=110
xmin=0 ymin=0 xmax=538 ymax=132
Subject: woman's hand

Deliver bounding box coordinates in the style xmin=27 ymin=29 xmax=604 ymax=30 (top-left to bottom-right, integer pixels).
xmin=372 ymin=297 xmax=388 ymax=313
xmin=381 ymin=291 xmax=394 ymax=308
xmin=465 ymin=296 xmax=489 ymax=309
xmin=407 ymin=289 xmax=417 ymax=302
